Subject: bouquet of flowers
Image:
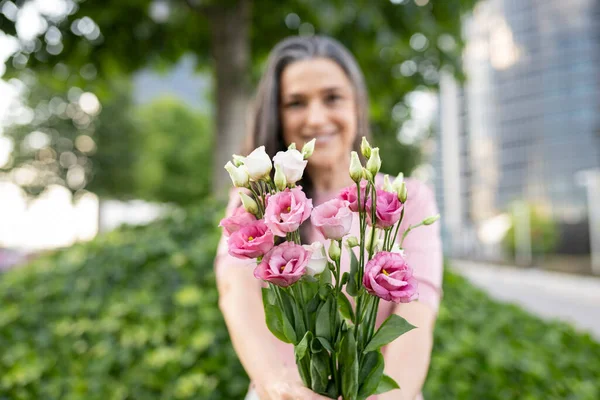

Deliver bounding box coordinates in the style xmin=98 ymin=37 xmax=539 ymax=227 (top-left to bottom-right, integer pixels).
xmin=219 ymin=137 xmax=439 ymax=400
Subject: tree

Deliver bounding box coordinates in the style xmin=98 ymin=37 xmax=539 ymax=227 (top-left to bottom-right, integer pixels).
xmin=0 ymin=72 xmax=140 ymax=200
xmin=1 ymin=0 xmax=479 ymax=196
xmin=133 ymin=97 xmax=213 ymax=206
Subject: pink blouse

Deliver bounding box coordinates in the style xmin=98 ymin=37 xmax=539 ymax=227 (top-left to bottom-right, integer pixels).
xmin=215 ymin=177 xmax=443 ymax=399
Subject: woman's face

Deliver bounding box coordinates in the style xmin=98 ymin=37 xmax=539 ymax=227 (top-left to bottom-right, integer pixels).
xmin=279 ymin=57 xmax=357 ymax=169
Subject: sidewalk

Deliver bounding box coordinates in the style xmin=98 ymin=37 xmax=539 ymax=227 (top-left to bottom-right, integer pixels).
xmin=450 ymin=259 xmax=600 ymax=340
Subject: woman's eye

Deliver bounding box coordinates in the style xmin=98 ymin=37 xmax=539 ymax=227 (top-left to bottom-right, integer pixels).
xmin=325 ymin=94 xmax=342 ymax=104
xmin=284 ymin=100 xmax=304 ymax=108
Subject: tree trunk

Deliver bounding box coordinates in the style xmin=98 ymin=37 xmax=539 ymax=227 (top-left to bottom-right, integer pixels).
xmin=209 ymin=0 xmax=253 ymax=199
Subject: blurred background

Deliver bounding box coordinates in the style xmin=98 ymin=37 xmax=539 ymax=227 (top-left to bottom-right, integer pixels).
xmin=0 ymin=0 xmax=599 ymax=399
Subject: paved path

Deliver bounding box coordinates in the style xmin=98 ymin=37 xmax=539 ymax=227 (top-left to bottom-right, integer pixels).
xmin=451 ymin=259 xmax=600 ymax=340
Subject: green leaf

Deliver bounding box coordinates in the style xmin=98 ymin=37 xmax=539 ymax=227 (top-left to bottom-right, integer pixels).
xmin=375 ymin=374 xmax=400 ymax=395
xmin=306 ymin=294 xmax=321 ymax=315
xmin=315 ymin=336 xmax=334 ymax=353
xmin=310 ymin=351 xmax=330 ymax=394
xmin=311 ymin=336 xmax=324 ymax=353
xmin=264 ymin=303 xmax=291 ymax=344
xmin=341 ymin=272 xmax=349 ymax=286
xmin=296 ymin=331 xmax=313 ymax=361
xmin=319 ymin=264 xmax=333 ymax=286
xmin=364 ymin=314 xmax=416 ymax=353
xmin=337 ymin=292 xmax=355 ymax=323
xmin=347 ymin=249 xmax=359 ymax=296
xmin=282 ymin=312 xmax=297 ymax=344
xmin=357 ymin=352 xmax=384 ymax=399
xmin=340 ymin=328 xmax=359 ymax=400
xmin=261 ymin=287 xmax=275 ymax=307
xmin=316 ymin=296 xmax=333 ymax=343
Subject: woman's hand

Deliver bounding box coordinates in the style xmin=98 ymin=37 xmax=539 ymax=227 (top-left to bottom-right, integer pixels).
xmin=255 ymin=381 xmax=333 ymax=400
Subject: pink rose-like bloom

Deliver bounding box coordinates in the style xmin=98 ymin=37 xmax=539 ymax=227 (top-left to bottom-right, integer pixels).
xmin=219 ymin=206 xmax=257 ymax=237
xmin=337 ymin=181 xmax=368 ymax=212
xmin=264 ymin=187 xmax=312 ymax=237
xmin=363 ymin=251 xmax=418 ymax=303
xmin=227 ymin=220 xmax=274 ymax=259
xmin=311 ymin=198 xmax=353 ymax=240
xmin=367 ymin=189 xmax=403 ymax=229
xmin=254 ymin=242 xmax=310 ymax=287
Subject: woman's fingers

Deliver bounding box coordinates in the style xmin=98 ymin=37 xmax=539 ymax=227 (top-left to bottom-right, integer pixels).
xmin=292 ymin=386 xmax=332 ymax=400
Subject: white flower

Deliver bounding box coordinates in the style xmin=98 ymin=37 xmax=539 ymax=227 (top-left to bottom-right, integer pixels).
xmin=224 ymin=161 xmax=249 ymax=188
xmin=272 ymin=149 xmax=307 ymax=184
xmin=390 ymin=243 xmax=406 ymax=257
xmin=302 ymin=242 xmax=328 ymax=276
xmin=242 ymin=146 xmax=272 ymax=180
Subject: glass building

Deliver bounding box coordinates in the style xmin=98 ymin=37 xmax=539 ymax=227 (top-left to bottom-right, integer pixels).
xmin=434 ymin=0 xmax=600 ymax=259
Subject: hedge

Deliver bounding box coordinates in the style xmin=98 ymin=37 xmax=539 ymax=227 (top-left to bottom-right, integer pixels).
xmin=1 ymin=204 xmax=598 ymax=399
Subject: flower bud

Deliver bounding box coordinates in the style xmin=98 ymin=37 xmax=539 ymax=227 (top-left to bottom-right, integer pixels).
xmin=361 ymin=137 xmax=372 ymax=159
xmin=398 ymin=182 xmax=407 ymax=203
xmin=349 ymin=151 xmax=363 ymax=182
xmin=301 ymin=138 xmax=316 ymax=159
xmin=239 ymin=192 xmax=259 ymax=216
xmin=392 ymin=172 xmax=404 ymax=191
xmin=288 ymin=143 xmax=297 ymax=150
xmin=328 ymin=240 xmax=341 ymax=262
xmin=383 ymin=174 xmax=394 ymax=192
xmin=345 ymin=236 xmax=359 ymax=248
xmin=225 ymin=161 xmax=249 ymax=188
xmin=363 ymin=167 xmax=374 ymax=182
xmin=423 ymin=214 xmax=440 ymax=225
xmin=232 ymin=154 xmax=245 ymax=167
xmin=274 ymin=164 xmax=287 ymax=191
xmin=366 ymin=147 xmax=381 ymax=176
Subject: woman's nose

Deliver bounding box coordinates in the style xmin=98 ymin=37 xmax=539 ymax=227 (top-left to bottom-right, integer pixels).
xmin=305 ymin=101 xmax=327 ymax=128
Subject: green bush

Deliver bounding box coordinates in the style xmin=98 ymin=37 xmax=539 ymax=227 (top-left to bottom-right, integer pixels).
xmin=425 ymin=269 xmax=600 ymax=399
xmin=0 ymin=204 xmax=249 ymax=400
xmin=503 ymin=203 xmax=559 ymax=259
xmin=1 ymin=205 xmax=598 ymax=399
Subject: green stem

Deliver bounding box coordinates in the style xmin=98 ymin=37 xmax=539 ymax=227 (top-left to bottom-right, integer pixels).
xmin=391 ymin=208 xmax=405 ymax=247
xmin=399 ymin=222 xmax=424 ymax=248
xmin=368 ymin=183 xmax=377 ymax=260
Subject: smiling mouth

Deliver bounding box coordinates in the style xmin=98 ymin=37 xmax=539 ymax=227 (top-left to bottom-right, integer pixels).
xmin=308 ymin=132 xmax=337 ymax=145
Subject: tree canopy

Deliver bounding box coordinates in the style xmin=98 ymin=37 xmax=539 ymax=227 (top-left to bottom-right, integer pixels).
xmin=1 ymin=0 xmax=479 ymax=198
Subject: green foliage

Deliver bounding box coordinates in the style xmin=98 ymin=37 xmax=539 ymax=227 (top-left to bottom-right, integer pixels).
xmin=1 ymin=74 xmax=140 ymax=199
xmin=503 ymin=203 xmax=560 ymax=258
xmin=0 ymin=203 xmax=249 ymax=400
xmin=3 ymin=203 xmax=594 ymax=400
xmin=1 ymin=0 xmax=482 ymax=179
xmin=425 ymin=269 xmax=600 ymax=400
xmin=134 ymin=97 xmax=213 ymax=206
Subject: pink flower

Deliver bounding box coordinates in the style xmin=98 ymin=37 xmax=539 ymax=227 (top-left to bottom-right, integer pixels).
xmin=219 ymin=206 xmax=257 ymax=237
xmin=264 ymin=187 xmax=312 ymax=237
xmin=254 ymin=242 xmax=310 ymax=287
xmin=363 ymin=251 xmax=418 ymax=303
xmin=337 ymin=181 xmax=368 ymax=212
xmin=367 ymin=189 xmax=403 ymax=229
xmin=311 ymin=198 xmax=353 ymax=240
xmin=227 ymin=220 xmax=274 ymax=259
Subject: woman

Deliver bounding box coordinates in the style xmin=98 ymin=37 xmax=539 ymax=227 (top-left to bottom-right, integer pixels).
xmin=214 ymin=35 xmax=443 ymax=400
